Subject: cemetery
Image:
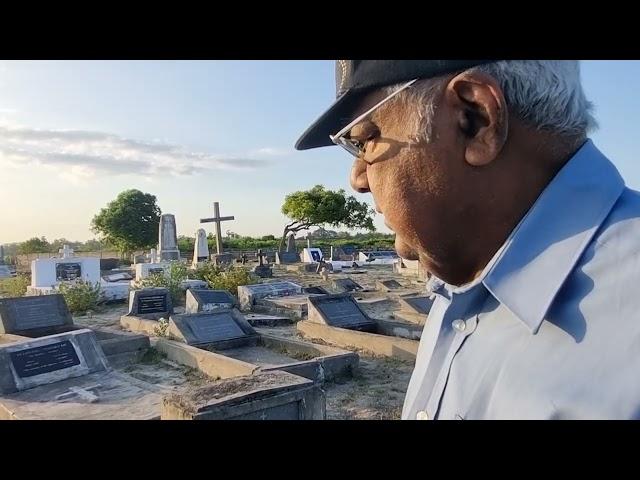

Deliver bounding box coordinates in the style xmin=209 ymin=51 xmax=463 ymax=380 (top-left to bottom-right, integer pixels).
xmin=0 ymin=196 xmax=431 ymax=420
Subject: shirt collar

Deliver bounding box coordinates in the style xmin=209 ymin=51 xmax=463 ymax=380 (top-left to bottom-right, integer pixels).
xmin=480 ymin=139 xmax=625 ymax=333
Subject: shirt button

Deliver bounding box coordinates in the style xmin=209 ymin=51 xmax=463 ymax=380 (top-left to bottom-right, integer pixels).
xmin=452 ymin=319 xmax=466 ymax=332
xmin=416 ymin=410 xmax=429 ymax=420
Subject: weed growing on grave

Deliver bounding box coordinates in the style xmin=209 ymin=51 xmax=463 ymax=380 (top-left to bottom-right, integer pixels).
xmin=58 ymin=280 xmax=102 ymax=314
xmin=136 ymin=262 xmax=188 ymax=305
xmin=154 ymin=318 xmax=169 ymax=337
xmin=195 ymin=264 xmax=258 ymax=295
xmin=0 ymin=275 xmax=30 ymax=297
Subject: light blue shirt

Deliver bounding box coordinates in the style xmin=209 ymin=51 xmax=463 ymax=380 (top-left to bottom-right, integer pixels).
xmin=402 ymin=140 xmax=640 ymax=420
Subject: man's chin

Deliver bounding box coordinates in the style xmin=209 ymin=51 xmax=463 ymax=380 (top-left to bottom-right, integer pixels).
xmin=395 ymin=237 xmax=420 ymax=261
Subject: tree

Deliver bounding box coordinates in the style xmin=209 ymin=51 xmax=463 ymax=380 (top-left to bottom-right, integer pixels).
xmin=91 ymin=189 xmax=161 ymax=259
xmin=18 ymin=237 xmax=51 ymax=254
xmin=279 ymin=185 xmax=375 ymax=251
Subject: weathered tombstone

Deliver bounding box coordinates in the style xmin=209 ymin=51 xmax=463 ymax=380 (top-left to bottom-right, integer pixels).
xmin=286 ymin=234 xmax=296 ymax=253
xmin=126 ymin=288 xmax=173 ymax=320
xmin=275 ymin=251 xmax=299 ymax=264
xmin=185 ymin=289 xmax=238 ymax=313
xmin=252 ymin=249 xmax=273 ymax=278
xmin=168 ymin=308 xmax=258 ymax=347
xmin=99 ymin=258 xmax=120 ymax=271
xmin=399 ymin=296 xmax=434 ymax=315
xmin=303 ymin=286 xmax=330 ymax=295
xmin=0 ymin=294 xmax=75 ymax=336
xmin=237 ymin=281 xmax=303 ymax=311
xmin=29 ymin=248 xmax=100 ymax=294
xmin=0 ymin=329 xmax=110 ymax=394
xmin=158 ymin=214 xmax=181 ymax=261
xmin=161 ymin=370 xmax=326 ymax=420
xmin=376 ymin=279 xmax=403 ymax=291
xmin=103 ymin=272 xmax=134 ymax=283
xmin=331 ymin=278 xmax=364 ymax=293
xmin=192 ymin=228 xmax=210 ymax=267
xmin=134 ymin=255 xmax=147 ymax=265
xmin=307 ymin=293 xmax=377 ymax=332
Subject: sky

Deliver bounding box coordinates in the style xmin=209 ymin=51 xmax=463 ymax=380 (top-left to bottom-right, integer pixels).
xmin=0 ymin=60 xmax=639 ymax=245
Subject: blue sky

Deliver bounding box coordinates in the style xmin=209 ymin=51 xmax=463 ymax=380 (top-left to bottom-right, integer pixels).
xmin=0 ymin=60 xmax=638 ymax=244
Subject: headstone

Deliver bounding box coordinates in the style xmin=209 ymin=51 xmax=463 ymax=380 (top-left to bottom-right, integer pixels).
xmin=134 ymin=255 xmax=147 ymax=265
xmin=376 ymin=279 xmax=403 ymax=291
xmin=237 ymin=281 xmax=303 ymax=310
xmin=158 ymin=214 xmax=181 ymax=261
xmin=185 ymin=289 xmax=237 ymax=313
xmin=149 ymin=248 xmax=158 ymax=264
xmin=252 ymin=249 xmax=273 ymax=278
xmin=30 ymin=256 xmax=100 ymax=289
xmin=399 ymin=296 xmax=434 ymax=315
xmin=192 ymin=228 xmax=210 ymax=267
xmin=58 ymin=244 xmax=74 ymax=259
xmin=302 ymin=248 xmax=324 ymax=263
xmin=0 ymin=329 xmax=110 ymax=394
xmin=161 ymin=370 xmax=326 ymax=420
xmin=0 ymin=245 xmax=4 ymax=265
xmin=303 ymin=286 xmax=330 ymax=295
xmin=134 ymin=262 xmax=171 ymax=283
xmin=286 ymin=234 xmax=296 ymax=253
xmin=307 ymin=293 xmax=376 ymax=331
xmin=359 ymin=250 xmax=399 ymax=265
xmin=0 ymin=294 xmax=74 ymax=336
xmin=331 ymin=278 xmax=364 ymax=293
xmin=168 ymin=309 xmax=256 ymax=347
xmin=275 ymin=251 xmax=299 ymax=264
xmin=126 ymin=288 xmax=173 ymax=320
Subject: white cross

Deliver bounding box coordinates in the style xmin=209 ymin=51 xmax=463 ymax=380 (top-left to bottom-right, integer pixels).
xmin=59 ymin=244 xmax=74 ymax=259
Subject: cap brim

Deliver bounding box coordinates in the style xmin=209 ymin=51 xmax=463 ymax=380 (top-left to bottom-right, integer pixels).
xmin=295 ymin=89 xmax=365 ymax=151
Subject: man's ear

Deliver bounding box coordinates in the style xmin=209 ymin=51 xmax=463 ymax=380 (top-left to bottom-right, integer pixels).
xmin=443 ymin=71 xmax=508 ymax=166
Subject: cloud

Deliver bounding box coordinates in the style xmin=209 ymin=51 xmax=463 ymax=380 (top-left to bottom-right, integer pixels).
xmin=0 ymin=125 xmax=274 ymax=183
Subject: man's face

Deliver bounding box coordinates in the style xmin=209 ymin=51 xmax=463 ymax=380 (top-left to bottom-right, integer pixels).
xmin=348 ymin=81 xmax=477 ymax=274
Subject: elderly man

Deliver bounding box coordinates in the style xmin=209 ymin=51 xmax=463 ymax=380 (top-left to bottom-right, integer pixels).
xmin=295 ymin=60 xmax=640 ymax=420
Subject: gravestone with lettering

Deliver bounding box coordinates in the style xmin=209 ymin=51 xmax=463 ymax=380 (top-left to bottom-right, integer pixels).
xmin=237 ymin=281 xmax=303 ymax=310
xmin=0 ymin=294 xmax=76 ymax=336
xmin=0 ymin=329 xmax=110 ymax=394
xmin=185 ymin=289 xmax=238 ymax=313
xmin=192 ymin=228 xmax=210 ymax=267
xmin=158 ymin=214 xmax=181 ymax=261
xmin=307 ymin=293 xmax=376 ymax=332
xmin=399 ymin=296 xmax=434 ymax=316
xmin=168 ymin=308 xmax=258 ymax=347
xmin=28 ymin=246 xmax=100 ymax=294
xmin=331 ymin=278 xmax=364 ymax=293
xmin=126 ymin=288 xmax=173 ymax=320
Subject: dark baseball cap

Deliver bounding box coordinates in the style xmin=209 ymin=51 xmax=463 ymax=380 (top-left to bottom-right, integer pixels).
xmin=294 ymin=60 xmax=497 ymax=151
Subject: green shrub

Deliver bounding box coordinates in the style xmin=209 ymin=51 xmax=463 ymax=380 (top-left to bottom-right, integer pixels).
xmin=58 ymin=280 xmax=102 ymax=315
xmin=194 ymin=264 xmax=258 ymax=296
xmin=0 ymin=275 xmax=30 ymax=298
xmin=135 ymin=262 xmax=188 ymax=305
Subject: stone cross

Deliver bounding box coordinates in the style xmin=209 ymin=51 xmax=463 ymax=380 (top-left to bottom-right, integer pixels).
xmin=200 ymin=202 xmax=235 ymax=255
xmin=59 ymin=244 xmax=74 ymax=259
xmin=256 ymin=249 xmax=268 ymax=266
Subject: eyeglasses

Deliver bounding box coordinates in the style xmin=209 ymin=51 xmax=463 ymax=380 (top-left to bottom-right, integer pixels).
xmin=330 ymin=79 xmax=418 ymax=158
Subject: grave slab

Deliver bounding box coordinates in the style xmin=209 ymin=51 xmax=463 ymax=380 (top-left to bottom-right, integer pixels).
xmin=0 ymin=329 xmax=109 ymax=394
xmin=237 ymin=281 xmax=303 ymax=311
xmin=161 ymin=370 xmax=326 ymax=420
xmin=307 ymin=293 xmax=377 ymax=332
xmin=185 ymin=288 xmax=238 ymax=313
xmin=168 ymin=309 xmax=258 ymax=348
xmin=0 ymin=294 xmax=75 ymax=336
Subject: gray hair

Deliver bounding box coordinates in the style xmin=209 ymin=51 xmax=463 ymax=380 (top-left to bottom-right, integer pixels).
xmin=384 ymin=60 xmax=597 ymax=143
